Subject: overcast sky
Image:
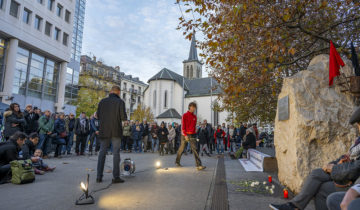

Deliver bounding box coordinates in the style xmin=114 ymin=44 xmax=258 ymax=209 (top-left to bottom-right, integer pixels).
xmin=82 ymin=0 xmax=206 ymax=83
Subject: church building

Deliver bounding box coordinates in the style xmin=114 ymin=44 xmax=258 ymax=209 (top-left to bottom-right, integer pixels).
xmin=144 ymin=34 xmax=230 ymax=126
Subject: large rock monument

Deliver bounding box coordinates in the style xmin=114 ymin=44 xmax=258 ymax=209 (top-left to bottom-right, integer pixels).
xmin=274 ymin=54 xmax=358 ymax=193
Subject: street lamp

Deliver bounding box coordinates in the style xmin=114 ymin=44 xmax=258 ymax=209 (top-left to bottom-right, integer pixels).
xmin=75 ymin=174 xmax=95 ymax=205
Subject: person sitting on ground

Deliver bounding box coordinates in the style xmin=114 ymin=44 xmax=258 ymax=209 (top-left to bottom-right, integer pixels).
xmin=32 ymin=149 xmax=55 ymax=174
xmin=0 ymin=132 xmax=27 ymax=184
xmin=157 ymin=122 xmax=169 ymax=156
xmin=21 ymin=132 xmax=40 ymax=160
xmin=270 ymin=108 xmax=360 ymax=210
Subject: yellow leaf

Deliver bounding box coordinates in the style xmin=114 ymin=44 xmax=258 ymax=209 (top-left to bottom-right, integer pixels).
xmin=288 ymin=48 xmax=296 ymax=55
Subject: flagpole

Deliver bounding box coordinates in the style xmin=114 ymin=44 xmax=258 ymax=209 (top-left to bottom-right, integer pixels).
xmin=210 ymin=77 xmax=213 ymax=125
xmin=182 ymin=77 xmax=184 ymax=115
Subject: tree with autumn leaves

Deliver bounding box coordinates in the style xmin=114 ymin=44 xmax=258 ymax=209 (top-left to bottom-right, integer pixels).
xmin=176 ymin=0 xmax=360 ymax=123
xmin=131 ymin=104 xmax=155 ymax=122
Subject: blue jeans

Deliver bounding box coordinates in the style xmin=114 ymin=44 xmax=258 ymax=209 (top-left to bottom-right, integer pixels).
xmin=62 ymin=131 xmax=74 ymax=153
xmin=133 ymin=138 xmax=142 ymax=153
xmin=38 ymin=134 xmax=50 ymax=156
xmin=151 ymin=137 xmax=159 ymax=152
xmin=216 ymin=139 xmax=224 ymax=154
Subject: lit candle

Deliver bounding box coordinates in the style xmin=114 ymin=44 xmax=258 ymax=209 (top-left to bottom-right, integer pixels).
xmin=283 ymin=189 xmax=289 ymax=199
xmin=268 ymin=175 xmax=272 ymax=183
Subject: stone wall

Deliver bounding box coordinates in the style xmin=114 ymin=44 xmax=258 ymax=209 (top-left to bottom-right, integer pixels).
xmin=274 ymin=54 xmax=358 ymax=193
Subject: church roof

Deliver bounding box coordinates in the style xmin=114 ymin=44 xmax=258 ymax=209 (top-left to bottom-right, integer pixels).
xmin=186 ymin=77 xmax=222 ymax=97
xmin=148 ymin=68 xmax=190 ymax=90
xmin=156 ymin=108 xmax=182 ymax=119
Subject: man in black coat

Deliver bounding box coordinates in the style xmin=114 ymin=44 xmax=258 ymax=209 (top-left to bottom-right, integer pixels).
xmin=0 ymin=132 xmax=27 ymax=184
xmin=96 ymin=86 xmax=127 ymax=184
xmin=24 ymin=105 xmax=40 ymax=135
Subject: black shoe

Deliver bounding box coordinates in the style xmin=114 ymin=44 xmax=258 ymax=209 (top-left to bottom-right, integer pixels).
xmin=201 ymin=153 xmax=204 ymax=156
xmin=67 ymin=152 xmax=72 ymax=155
xmin=197 ymin=166 xmax=206 ymax=171
xmin=175 ymin=163 xmax=183 ymax=167
xmin=206 ymin=153 xmax=211 ymax=157
xmin=112 ymin=177 xmax=125 ymax=184
xmin=96 ymin=178 xmax=102 ymax=183
xmin=269 ymin=203 xmax=297 ymax=210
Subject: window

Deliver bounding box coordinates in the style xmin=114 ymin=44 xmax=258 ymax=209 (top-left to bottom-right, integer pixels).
xmin=164 ymin=91 xmax=168 ymax=108
xmin=54 ymin=27 xmax=60 ymax=41
xmin=190 ymin=66 xmax=193 ymax=78
xmin=9 ymin=0 xmax=20 ymax=18
xmin=0 ymin=0 xmax=4 ymax=9
xmin=28 ymin=52 xmax=45 ymax=99
xmin=123 ymin=82 xmax=127 ymax=90
xmin=65 ymin=10 xmax=71 ymax=23
xmin=13 ymin=47 xmax=29 ymax=95
xmin=34 ymin=16 xmax=42 ymax=30
xmin=56 ymin=4 xmax=62 ymax=17
xmin=138 ymin=96 xmax=141 ymax=103
xmin=123 ymin=93 xmax=126 ymax=100
xmin=45 ymin=21 xmax=52 ymax=36
xmin=186 ymin=66 xmax=189 ymax=78
xmin=153 ymin=90 xmax=156 ymax=108
xmin=138 ymin=86 xmax=141 ymax=93
xmin=23 ymin=8 xmax=31 ymax=24
xmin=37 ymin=0 xmax=43 ymax=4
xmin=62 ymin=33 xmax=68 ymax=46
xmin=47 ymin=0 xmax=54 ymax=11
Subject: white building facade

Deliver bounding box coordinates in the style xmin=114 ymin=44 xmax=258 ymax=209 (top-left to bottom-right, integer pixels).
xmin=120 ymin=74 xmax=147 ymax=120
xmin=144 ymin=34 xmax=229 ymax=125
xmin=0 ymin=0 xmax=76 ymax=112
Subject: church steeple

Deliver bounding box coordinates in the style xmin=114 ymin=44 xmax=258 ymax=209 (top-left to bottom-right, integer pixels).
xmin=183 ymin=32 xmax=203 ymax=80
xmin=188 ymin=33 xmax=199 ymax=61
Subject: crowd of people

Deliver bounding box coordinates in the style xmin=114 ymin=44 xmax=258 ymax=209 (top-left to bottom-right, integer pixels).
xmin=0 ymin=101 xmax=271 ymax=184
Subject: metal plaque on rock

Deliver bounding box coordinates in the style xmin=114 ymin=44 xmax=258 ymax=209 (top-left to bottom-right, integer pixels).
xmin=278 ymin=95 xmax=289 ymax=121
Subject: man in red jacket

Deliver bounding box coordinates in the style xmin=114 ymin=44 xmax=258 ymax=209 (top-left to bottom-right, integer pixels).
xmin=175 ymin=102 xmax=206 ymax=170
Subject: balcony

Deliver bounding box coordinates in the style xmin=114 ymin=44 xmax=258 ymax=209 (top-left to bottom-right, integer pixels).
xmin=129 ymin=88 xmax=138 ymax=95
xmin=129 ymin=98 xmax=136 ymax=105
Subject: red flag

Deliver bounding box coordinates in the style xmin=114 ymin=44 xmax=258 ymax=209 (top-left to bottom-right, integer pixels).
xmin=329 ymin=41 xmax=345 ymax=86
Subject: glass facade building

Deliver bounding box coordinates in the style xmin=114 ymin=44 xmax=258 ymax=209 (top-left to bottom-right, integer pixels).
xmin=65 ymin=0 xmax=85 ymax=106
xmin=12 ymin=47 xmax=59 ymax=101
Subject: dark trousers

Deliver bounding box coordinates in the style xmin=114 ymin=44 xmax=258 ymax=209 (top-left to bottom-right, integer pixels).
xmin=327 ymin=192 xmax=360 ymax=210
xmin=159 ymin=143 xmax=166 ymax=155
xmin=176 ymin=135 xmax=202 ymax=167
xmin=89 ymin=133 xmax=100 ymax=152
xmin=126 ymin=137 xmax=133 ymax=151
xmin=0 ymin=164 xmax=10 ymax=183
xmin=97 ymin=137 xmax=121 ymax=179
xmin=292 ymin=168 xmax=336 ymax=210
xmin=75 ymin=135 xmax=87 ymax=154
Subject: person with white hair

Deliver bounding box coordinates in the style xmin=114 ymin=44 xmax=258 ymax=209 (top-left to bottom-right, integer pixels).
xmin=242 ymin=127 xmax=256 ymax=150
